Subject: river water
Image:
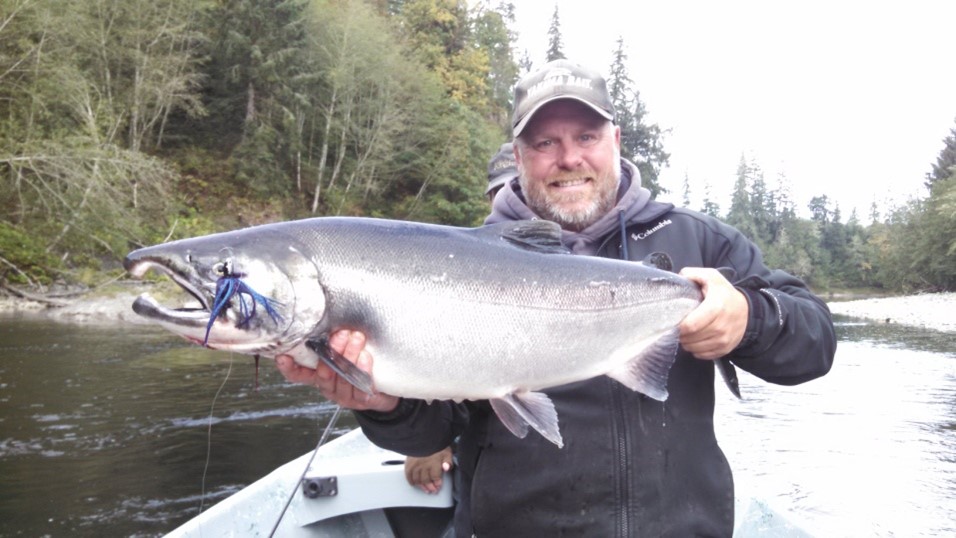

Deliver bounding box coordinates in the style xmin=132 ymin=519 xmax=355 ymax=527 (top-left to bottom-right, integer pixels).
xmin=0 ymin=314 xmax=953 ymax=537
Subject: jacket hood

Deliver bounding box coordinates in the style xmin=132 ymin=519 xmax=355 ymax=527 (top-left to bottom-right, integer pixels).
xmin=485 ymin=158 xmax=655 ymax=254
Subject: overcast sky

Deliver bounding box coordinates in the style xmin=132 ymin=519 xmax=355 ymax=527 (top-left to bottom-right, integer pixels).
xmin=509 ymin=0 xmax=956 ymax=220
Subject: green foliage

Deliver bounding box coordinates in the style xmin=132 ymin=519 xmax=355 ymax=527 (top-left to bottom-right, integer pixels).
xmin=7 ymin=0 xmax=952 ymax=295
xmin=396 ymin=0 xmax=492 ymax=112
xmin=762 ymin=218 xmax=819 ymax=283
xmin=879 ymin=178 xmax=956 ymax=291
xmin=472 ymin=1 xmax=519 ymax=129
xmin=0 ymin=222 xmax=62 ymax=285
xmin=926 ymin=121 xmax=956 ymax=188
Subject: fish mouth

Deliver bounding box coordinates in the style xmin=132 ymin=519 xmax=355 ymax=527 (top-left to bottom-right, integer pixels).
xmin=126 ymin=258 xmax=218 ymax=344
xmin=132 ymin=292 xmax=208 ymax=330
xmin=125 ymin=255 xmax=295 ymax=353
xmin=128 ymin=259 xmax=211 ymax=312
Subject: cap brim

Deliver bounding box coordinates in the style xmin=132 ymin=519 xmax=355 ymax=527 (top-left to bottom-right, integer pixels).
xmin=513 ymin=96 xmax=614 ymax=137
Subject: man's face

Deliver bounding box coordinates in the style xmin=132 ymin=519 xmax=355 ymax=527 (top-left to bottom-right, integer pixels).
xmin=515 ymin=100 xmax=621 ymax=232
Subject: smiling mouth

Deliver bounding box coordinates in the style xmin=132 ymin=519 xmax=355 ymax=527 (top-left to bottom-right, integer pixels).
xmin=550 ymin=177 xmax=591 ymax=188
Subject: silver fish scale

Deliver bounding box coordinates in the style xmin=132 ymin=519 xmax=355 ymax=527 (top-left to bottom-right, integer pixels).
xmin=287 ymin=218 xmax=699 ymax=312
xmin=275 ymin=218 xmax=701 ymax=399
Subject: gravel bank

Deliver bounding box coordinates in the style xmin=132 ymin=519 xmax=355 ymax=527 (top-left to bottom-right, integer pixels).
xmin=827 ymin=292 xmax=956 ymax=333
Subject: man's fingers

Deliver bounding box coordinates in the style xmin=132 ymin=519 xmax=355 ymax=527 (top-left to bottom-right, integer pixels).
xmin=275 ymin=355 xmax=315 ymax=384
xmin=343 ymin=331 xmax=366 ymax=364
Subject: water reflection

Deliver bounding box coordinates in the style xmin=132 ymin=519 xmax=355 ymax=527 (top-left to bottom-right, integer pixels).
xmin=1 ymin=314 xmax=953 ymax=537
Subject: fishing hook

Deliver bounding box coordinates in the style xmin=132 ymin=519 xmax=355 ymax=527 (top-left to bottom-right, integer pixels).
xmin=204 ymin=274 xmax=283 ymax=346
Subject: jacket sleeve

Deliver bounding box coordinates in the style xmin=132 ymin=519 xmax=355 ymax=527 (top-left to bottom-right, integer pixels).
xmin=709 ymin=221 xmax=836 ymax=385
xmin=730 ymin=270 xmax=836 ymax=384
xmin=352 ymin=398 xmax=468 ymax=457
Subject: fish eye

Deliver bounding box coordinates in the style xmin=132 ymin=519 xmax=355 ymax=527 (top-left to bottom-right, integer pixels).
xmin=185 ymin=253 xmax=192 ymax=263
xmin=214 ymin=260 xmax=233 ymax=276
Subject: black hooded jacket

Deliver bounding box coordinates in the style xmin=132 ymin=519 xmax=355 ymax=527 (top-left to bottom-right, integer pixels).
xmin=356 ymin=159 xmax=836 ymax=537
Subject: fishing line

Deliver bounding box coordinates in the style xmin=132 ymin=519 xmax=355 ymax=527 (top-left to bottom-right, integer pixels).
xmin=269 ymin=404 xmax=343 ymax=538
xmin=199 ymin=354 xmax=234 ymax=515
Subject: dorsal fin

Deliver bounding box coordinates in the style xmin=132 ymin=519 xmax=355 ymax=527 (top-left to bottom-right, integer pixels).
xmin=479 ymin=220 xmax=570 ymax=254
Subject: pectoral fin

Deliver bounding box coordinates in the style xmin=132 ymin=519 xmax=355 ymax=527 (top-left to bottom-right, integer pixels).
xmin=606 ymin=327 xmax=680 ymax=401
xmin=490 ymin=392 xmax=564 ymax=448
xmin=305 ymin=338 xmax=374 ymax=394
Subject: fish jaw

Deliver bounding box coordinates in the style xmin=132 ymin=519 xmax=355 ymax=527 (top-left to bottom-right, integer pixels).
xmin=124 ymin=242 xmax=325 ymax=357
xmin=131 ymin=292 xmax=293 ymax=354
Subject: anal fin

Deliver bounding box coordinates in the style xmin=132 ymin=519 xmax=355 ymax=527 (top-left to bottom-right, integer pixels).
xmin=305 ymin=338 xmax=374 ymax=394
xmin=490 ymin=392 xmax=563 ymax=448
xmin=606 ymin=327 xmax=680 ymax=401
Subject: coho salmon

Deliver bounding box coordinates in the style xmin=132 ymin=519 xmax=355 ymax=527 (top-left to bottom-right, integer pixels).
xmin=124 ymin=217 xmax=705 ymax=447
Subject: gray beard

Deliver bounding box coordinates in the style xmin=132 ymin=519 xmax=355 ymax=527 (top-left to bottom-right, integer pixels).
xmin=522 ymin=169 xmax=620 ymax=232
xmin=529 ymin=190 xmax=615 ymax=232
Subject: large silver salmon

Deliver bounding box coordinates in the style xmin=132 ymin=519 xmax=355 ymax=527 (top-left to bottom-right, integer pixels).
xmin=124 ymin=217 xmax=703 ymax=447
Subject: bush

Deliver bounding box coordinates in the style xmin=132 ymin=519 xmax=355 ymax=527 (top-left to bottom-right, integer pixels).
xmin=0 ymin=222 xmax=63 ymax=286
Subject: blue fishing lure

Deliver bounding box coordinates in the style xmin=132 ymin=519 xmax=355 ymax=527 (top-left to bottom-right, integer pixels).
xmin=204 ymin=273 xmax=283 ymax=346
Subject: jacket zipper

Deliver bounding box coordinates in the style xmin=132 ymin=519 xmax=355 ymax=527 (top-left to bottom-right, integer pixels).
xmin=608 ymin=212 xmax=636 ymax=536
xmin=610 ymin=378 xmax=631 ymax=537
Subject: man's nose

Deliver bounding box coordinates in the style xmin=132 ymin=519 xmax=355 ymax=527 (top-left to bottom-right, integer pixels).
xmin=556 ymin=142 xmax=583 ymax=169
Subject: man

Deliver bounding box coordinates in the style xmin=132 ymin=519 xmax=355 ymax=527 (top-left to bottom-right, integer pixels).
xmin=277 ymin=59 xmax=836 ymax=536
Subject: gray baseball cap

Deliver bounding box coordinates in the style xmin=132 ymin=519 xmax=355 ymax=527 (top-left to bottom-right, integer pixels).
xmin=512 ymin=60 xmax=615 ymax=138
xmin=486 ymin=142 xmax=517 ymax=195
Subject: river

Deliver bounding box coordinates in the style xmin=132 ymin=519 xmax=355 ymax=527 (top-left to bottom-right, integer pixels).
xmin=0 ymin=314 xmax=953 ymax=537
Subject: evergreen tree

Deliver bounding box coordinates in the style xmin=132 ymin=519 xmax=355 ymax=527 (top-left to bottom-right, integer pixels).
xmin=203 ymin=0 xmax=311 ymax=196
xmin=868 ymin=200 xmax=881 ymax=224
xmin=545 ymin=5 xmax=564 ymax=61
xmin=606 ymin=37 xmax=668 ymax=197
xmin=517 ymin=49 xmax=533 ymax=75
xmin=726 ymin=155 xmax=759 ymax=242
xmin=921 ymin=177 xmax=956 ymax=289
xmin=747 ymin=161 xmax=771 ymax=244
xmin=473 ymin=1 xmax=519 ymax=130
xmin=700 ymin=182 xmax=721 ymax=217
xmin=681 ymin=173 xmax=692 ymax=208
xmin=808 ymin=194 xmax=832 ymax=224
xmin=767 ymin=171 xmax=796 ymax=243
xmin=926 ymin=119 xmax=956 ymax=188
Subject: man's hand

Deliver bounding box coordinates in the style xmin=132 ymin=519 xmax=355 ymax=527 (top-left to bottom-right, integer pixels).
xmin=405 ymin=446 xmax=454 ymax=494
xmin=275 ymin=329 xmax=400 ymax=413
xmin=678 ymin=267 xmax=749 ymax=360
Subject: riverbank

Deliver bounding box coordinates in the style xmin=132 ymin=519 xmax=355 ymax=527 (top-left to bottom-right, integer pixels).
xmin=826 ymin=292 xmax=956 ymax=333
xmin=0 ymin=281 xmax=157 ymax=325
xmin=2 ymin=284 xmax=955 ymax=333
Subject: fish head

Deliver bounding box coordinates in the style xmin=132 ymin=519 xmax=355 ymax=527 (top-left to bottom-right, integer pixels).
xmin=123 ymin=227 xmax=326 ymax=357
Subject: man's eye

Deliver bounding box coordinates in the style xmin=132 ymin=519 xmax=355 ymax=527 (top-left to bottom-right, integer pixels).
xmin=534 ymin=140 xmax=555 ymax=152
